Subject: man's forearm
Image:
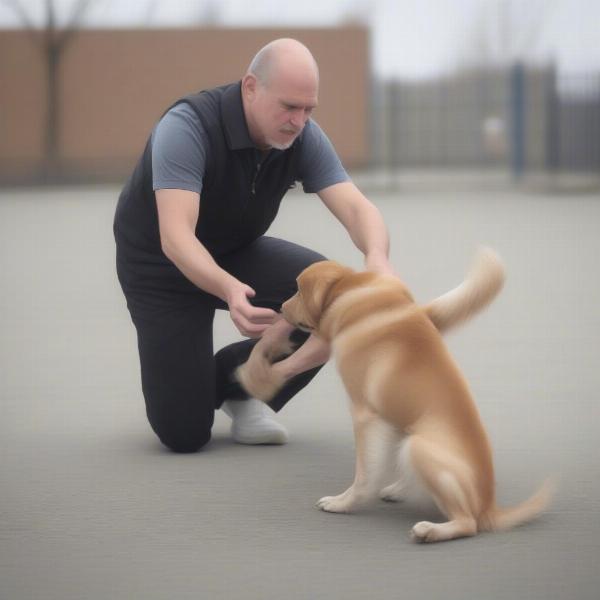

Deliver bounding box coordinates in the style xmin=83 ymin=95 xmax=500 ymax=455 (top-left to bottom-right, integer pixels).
xmin=351 ymin=202 xmax=390 ymax=265
xmin=346 ymin=200 xmax=396 ymax=275
xmin=162 ymin=231 xmax=237 ymax=301
xmin=321 ymin=183 xmax=390 ymax=267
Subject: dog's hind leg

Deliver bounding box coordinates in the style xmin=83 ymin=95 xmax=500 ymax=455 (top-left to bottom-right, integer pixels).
xmin=380 ymin=479 xmax=408 ymax=502
xmin=317 ymin=408 xmax=398 ymax=513
xmin=379 ymin=438 xmax=414 ymax=502
xmin=407 ymin=436 xmax=479 ymax=543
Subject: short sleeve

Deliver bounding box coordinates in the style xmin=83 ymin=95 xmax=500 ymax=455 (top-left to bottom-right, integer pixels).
xmin=151 ymin=103 xmax=208 ymax=195
xmin=297 ymin=120 xmax=351 ymax=194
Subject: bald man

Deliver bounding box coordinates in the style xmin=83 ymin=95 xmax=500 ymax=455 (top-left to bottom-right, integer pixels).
xmin=114 ymin=39 xmax=393 ymax=453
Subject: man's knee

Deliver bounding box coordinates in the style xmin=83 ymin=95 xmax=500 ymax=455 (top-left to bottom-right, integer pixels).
xmin=152 ymin=421 xmax=212 ymax=453
xmin=300 ymin=249 xmax=327 ymax=271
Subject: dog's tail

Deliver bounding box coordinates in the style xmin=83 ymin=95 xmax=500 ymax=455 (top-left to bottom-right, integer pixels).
xmin=424 ymin=247 xmax=505 ymax=333
xmin=480 ymin=478 xmax=557 ymax=532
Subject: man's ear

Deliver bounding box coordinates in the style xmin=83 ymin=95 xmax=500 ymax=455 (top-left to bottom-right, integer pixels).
xmin=242 ymin=73 xmax=258 ymax=101
xmin=297 ymin=261 xmax=353 ymax=325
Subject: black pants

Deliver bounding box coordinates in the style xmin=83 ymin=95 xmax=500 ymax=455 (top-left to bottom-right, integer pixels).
xmin=116 ymin=236 xmax=326 ymax=452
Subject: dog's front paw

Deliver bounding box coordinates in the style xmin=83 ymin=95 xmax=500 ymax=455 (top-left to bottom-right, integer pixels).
xmin=316 ymin=494 xmax=356 ymax=514
xmin=259 ymin=320 xmax=297 ymax=361
xmin=264 ymin=336 xmax=297 ymax=362
xmin=235 ymin=357 xmax=286 ymax=402
xmin=411 ymin=521 xmax=437 ymax=543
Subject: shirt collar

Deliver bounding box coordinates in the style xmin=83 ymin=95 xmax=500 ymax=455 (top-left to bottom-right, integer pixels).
xmin=221 ymin=81 xmax=256 ymax=150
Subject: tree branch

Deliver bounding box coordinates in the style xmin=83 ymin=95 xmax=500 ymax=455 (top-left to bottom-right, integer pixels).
xmin=1 ymin=0 xmax=42 ymax=48
xmin=59 ymin=0 xmax=95 ymax=48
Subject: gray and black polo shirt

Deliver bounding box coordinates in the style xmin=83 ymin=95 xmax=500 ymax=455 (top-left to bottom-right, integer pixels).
xmin=114 ymin=81 xmax=349 ymax=282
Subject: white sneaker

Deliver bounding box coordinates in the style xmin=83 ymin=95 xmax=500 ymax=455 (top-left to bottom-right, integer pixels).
xmin=222 ymin=398 xmax=289 ymax=445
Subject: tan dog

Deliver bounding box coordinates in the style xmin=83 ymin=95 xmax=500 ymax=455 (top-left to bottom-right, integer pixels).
xmin=237 ymin=249 xmax=554 ymax=542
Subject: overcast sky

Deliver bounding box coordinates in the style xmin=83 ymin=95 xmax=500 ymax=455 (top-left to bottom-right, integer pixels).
xmin=1 ymin=0 xmax=599 ymax=78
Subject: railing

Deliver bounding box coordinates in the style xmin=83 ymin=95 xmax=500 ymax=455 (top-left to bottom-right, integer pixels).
xmin=372 ymin=65 xmax=600 ymax=177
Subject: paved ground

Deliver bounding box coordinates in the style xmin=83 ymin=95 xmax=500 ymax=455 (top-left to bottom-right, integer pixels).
xmin=1 ymin=181 xmax=599 ymax=599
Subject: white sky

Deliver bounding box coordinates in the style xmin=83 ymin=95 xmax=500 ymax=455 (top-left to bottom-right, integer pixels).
xmin=1 ymin=0 xmax=599 ymax=78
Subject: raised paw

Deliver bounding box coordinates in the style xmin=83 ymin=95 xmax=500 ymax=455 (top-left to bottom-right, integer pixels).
xmin=235 ymin=357 xmax=286 ymax=402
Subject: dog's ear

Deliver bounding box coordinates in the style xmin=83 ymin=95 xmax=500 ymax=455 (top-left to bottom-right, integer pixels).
xmin=297 ymin=260 xmax=353 ymax=325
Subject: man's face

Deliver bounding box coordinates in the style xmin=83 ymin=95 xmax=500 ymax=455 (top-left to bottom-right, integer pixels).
xmin=244 ymin=69 xmax=318 ymax=150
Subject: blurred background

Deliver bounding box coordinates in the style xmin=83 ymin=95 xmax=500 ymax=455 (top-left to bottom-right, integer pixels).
xmin=2 ymin=5 xmax=600 ymax=597
xmin=0 ymin=0 xmax=599 ymax=188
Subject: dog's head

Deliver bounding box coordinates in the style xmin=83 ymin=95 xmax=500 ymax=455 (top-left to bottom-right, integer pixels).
xmin=281 ymin=260 xmax=355 ymax=335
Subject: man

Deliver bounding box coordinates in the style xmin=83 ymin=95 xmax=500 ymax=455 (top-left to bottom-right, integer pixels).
xmin=114 ymin=38 xmax=393 ymax=453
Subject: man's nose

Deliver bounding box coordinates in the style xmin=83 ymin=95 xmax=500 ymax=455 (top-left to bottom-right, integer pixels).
xmin=289 ymin=109 xmax=307 ymax=128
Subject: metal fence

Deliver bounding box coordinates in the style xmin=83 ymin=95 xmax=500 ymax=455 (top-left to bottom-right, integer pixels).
xmin=548 ymin=72 xmax=600 ymax=172
xmin=372 ymin=64 xmax=600 ymax=176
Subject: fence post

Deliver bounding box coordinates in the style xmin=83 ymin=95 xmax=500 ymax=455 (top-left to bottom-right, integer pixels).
xmin=596 ymin=75 xmax=600 ymax=172
xmin=386 ymin=81 xmax=401 ymax=188
xmin=545 ymin=65 xmax=559 ymax=172
xmin=510 ymin=62 xmax=526 ymax=178
xmin=370 ymin=77 xmax=382 ymax=169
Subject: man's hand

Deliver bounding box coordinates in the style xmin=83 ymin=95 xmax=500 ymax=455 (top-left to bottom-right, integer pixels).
xmin=225 ymin=282 xmax=279 ymax=338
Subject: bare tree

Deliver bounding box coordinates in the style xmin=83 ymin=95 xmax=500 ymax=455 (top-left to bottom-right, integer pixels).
xmin=339 ymin=0 xmax=374 ymax=26
xmin=457 ymin=0 xmax=559 ymax=69
xmin=193 ymin=0 xmax=222 ymax=27
xmin=2 ymin=0 xmax=97 ymax=177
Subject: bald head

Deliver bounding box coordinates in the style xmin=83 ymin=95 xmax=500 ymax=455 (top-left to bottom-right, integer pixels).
xmin=242 ymin=38 xmax=319 ymax=151
xmin=247 ymin=38 xmax=319 ymax=88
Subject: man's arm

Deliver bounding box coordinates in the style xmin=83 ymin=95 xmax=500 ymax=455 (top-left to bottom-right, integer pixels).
xmin=271 ymin=181 xmax=394 ymax=385
xmin=155 ymin=189 xmax=277 ymax=337
xmin=317 ymin=181 xmax=395 ymax=275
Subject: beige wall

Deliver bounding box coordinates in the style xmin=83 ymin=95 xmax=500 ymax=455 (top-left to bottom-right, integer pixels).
xmin=0 ymin=27 xmax=370 ymax=183
xmin=0 ymin=32 xmax=47 ymax=172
